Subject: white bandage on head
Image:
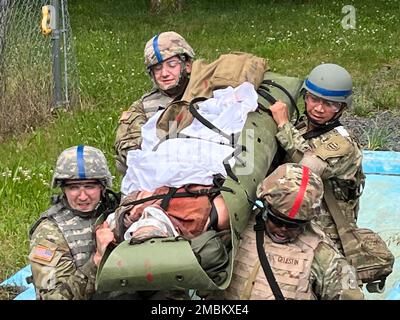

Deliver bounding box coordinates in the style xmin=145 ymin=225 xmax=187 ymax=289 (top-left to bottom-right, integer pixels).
xmin=124 ymin=205 xmax=179 ymax=241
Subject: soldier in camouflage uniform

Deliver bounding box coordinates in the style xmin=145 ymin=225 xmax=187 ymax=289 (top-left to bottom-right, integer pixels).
xmin=225 ymin=163 xmax=364 ymax=300
xmin=28 ymin=146 xmax=120 ymax=300
xmin=114 ymin=31 xmax=195 ymax=175
xmin=269 ymin=63 xmax=365 ymax=253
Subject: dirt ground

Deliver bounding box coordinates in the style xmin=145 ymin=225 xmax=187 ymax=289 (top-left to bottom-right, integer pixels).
xmin=0 ymin=285 xmax=24 ymax=300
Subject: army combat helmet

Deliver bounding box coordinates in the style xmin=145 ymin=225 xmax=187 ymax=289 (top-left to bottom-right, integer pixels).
xmin=257 ymin=163 xmax=323 ymax=223
xmin=51 ymin=145 xmax=113 ymax=188
xmin=144 ymin=31 xmax=195 ymax=69
xmin=144 ymin=31 xmax=195 ymax=95
xmin=302 ymin=63 xmax=353 ymax=108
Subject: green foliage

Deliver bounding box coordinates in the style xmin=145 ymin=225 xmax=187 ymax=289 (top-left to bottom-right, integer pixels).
xmin=1 ymin=0 xmax=400 ymax=282
xmin=366 ymin=126 xmax=392 ymax=151
xmin=0 ymin=285 xmax=23 ymax=300
xmin=354 ymin=61 xmax=400 ymax=115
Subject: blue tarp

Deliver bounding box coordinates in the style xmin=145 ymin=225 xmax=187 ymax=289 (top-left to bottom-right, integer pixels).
xmin=358 ymin=151 xmax=400 ymax=300
xmin=0 ymin=265 xmax=35 ymax=300
xmin=2 ymin=150 xmax=400 ymax=300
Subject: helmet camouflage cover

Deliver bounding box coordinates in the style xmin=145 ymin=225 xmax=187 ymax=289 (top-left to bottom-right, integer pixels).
xmin=257 ymin=163 xmax=323 ymax=221
xmin=51 ymin=145 xmax=113 ymax=188
xmin=144 ymin=31 xmax=195 ymax=69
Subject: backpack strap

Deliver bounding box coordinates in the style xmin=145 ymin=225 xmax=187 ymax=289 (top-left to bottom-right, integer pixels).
xmin=160 ymin=187 xmax=178 ymax=210
xmin=222 ymin=144 xmax=247 ymax=182
xmin=189 ymin=97 xmax=237 ymax=148
xmin=253 ymin=210 xmax=285 ymax=300
xmin=154 ymin=97 xmax=247 ymax=181
xmin=258 ymin=79 xmax=300 ymax=125
xmin=302 ymin=119 xmax=342 ymax=140
xmin=206 ymin=203 xmax=219 ymax=231
xmin=121 ymin=182 xmax=234 ymax=210
xmin=323 ymin=183 xmax=357 ymax=256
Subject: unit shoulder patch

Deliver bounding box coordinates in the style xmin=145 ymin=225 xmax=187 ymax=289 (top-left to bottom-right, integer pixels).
xmin=119 ymin=111 xmax=132 ymax=122
xmin=313 ymin=133 xmax=352 ymax=161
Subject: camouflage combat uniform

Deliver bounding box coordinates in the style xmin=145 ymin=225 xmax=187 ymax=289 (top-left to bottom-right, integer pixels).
xmin=28 ymin=197 xmax=98 ymax=300
xmin=114 ymin=89 xmax=173 ymax=175
xmin=275 ymin=118 xmax=365 ymax=252
xmin=28 ymin=145 xmax=117 ymax=300
xmin=114 ymin=31 xmax=195 ymax=175
xmin=225 ymin=216 xmax=362 ymax=300
xmin=225 ymin=163 xmax=363 ymax=300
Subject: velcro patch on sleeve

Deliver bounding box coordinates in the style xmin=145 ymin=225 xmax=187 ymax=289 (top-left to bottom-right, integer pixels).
xmin=314 ymin=134 xmax=351 ymax=161
xmin=31 ymin=245 xmax=56 ymax=262
xmin=119 ymin=111 xmax=132 ymax=122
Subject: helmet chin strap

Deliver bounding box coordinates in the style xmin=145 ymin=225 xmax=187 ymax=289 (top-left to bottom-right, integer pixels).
xmin=304 ymin=103 xmax=345 ymax=128
xmin=60 ymin=192 xmax=103 ymax=219
xmin=163 ymin=66 xmax=190 ymax=97
xmin=150 ymin=58 xmax=190 ymax=98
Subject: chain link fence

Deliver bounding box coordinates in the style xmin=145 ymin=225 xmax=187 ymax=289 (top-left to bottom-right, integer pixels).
xmin=0 ymin=0 xmax=79 ymax=142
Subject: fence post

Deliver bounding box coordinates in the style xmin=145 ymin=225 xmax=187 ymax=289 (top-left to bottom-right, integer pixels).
xmin=51 ymin=0 xmax=62 ymax=108
xmin=0 ymin=0 xmax=12 ymax=97
xmin=60 ymin=0 xmax=69 ymax=106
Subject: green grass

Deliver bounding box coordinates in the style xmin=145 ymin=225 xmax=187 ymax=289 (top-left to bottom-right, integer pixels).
xmin=1 ymin=0 xmax=399 ymax=282
xmin=365 ymin=125 xmax=392 ymax=151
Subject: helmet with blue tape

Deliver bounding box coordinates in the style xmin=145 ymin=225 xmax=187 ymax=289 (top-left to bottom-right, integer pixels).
xmin=51 ymin=145 xmax=113 ymax=188
xmin=302 ymin=63 xmax=352 ymax=107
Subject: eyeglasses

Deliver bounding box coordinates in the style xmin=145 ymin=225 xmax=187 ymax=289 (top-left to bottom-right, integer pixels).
xmin=62 ymin=181 xmax=101 ymax=195
xmin=266 ymin=207 xmax=308 ymax=230
xmin=305 ymin=92 xmax=343 ymax=112
xmin=152 ymin=58 xmax=181 ymax=74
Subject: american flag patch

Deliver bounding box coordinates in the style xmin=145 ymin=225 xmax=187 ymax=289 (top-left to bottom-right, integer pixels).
xmin=32 ymin=245 xmax=55 ymax=262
